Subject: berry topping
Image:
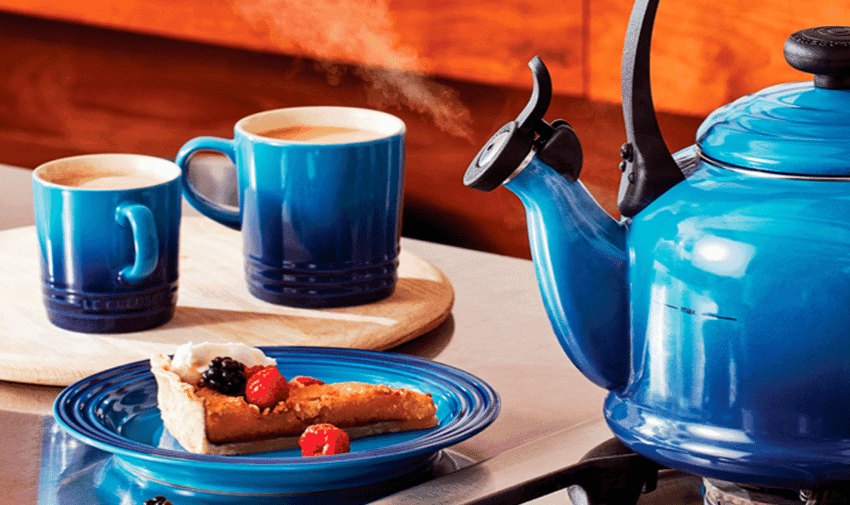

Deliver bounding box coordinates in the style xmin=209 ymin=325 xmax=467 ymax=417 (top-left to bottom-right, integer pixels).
xmin=244 ymin=365 xmax=265 ymax=379
xmin=143 ymin=496 xmax=173 ymax=505
xmin=245 ymin=366 xmax=289 ymax=409
xmin=299 ymin=424 xmax=351 ymax=457
xmin=289 ymin=375 xmax=325 ymax=387
xmin=198 ymin=357 xmax=246 ymax=396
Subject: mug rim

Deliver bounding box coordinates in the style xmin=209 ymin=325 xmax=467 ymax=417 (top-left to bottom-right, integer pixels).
xmin=235 ymin=106 xmax=406 ymax=146
xmin=33 ymin=153 xmax=182 ymax=191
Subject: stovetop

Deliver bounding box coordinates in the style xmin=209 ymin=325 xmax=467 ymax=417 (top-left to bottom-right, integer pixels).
xmin=372 ymin=428 xmax=850 ymax=505
xmin=635 ymin=470 xmax=703 ymax=504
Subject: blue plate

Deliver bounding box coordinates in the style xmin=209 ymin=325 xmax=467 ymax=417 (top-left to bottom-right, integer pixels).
xmin=40 ymin=417 xmax=474 ymax=505
xmin=53 ymin=347 xmax=500 ymax=498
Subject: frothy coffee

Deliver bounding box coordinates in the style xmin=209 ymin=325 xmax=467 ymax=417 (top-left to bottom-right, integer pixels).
xmin=75 ymin=174 xmax=162 ymax=189
xmin=258 ymin=125 xmax=385 ymax=143
xmin=45 ymin=168 xmax=169 ymax=190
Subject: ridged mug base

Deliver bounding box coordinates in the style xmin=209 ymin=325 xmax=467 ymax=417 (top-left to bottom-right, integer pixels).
xmin=42 ymin=282 xmax=178 ymax=334
xmin=245 ymin=256 xmax=398 ymax=308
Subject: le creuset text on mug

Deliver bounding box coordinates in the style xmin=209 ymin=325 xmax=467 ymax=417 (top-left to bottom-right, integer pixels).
xmin=176 ymin=106 xmax=406 ymax=309
xmin=32 ymin=154 xmax=182 ymax=333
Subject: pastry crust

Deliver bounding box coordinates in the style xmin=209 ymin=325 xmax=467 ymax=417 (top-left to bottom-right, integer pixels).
xmin=150 ymin=354 xmax=438 ymax=455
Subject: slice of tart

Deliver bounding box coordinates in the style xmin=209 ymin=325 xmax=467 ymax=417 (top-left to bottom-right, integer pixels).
xmin=150 ymin=343 xmax=439 ymax=456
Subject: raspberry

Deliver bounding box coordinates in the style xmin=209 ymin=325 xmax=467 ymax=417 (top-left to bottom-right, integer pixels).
xmin=198 ymin=357 xmax=246 ymax=396
xmin=244 ymin=365 xmax=265 ymax=379
xmin=289 ymin=375 xmax=325 ymax=387
xmin=245 ymin=366 xmax=289 ymax=409
xmin=299 ymin=424 xmax=350 ymax=457
xmin=143 ymin=496 xmax=173 ymax=505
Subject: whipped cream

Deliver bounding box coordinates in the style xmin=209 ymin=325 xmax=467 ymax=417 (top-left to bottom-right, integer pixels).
xmin=169 ymin=342 xmax=277 ymax=384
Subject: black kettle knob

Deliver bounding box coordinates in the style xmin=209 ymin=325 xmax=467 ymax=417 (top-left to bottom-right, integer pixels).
xmin=784 ymin=26 xmax=850 ymax=89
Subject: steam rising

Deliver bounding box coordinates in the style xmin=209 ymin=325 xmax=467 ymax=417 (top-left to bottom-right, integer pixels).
xmin=231 ymin=0 xmax=473 ymax=139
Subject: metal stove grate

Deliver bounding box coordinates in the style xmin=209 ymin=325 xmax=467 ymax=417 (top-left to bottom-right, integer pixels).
xmin=371 ymin=430 xmax=850 ymax=505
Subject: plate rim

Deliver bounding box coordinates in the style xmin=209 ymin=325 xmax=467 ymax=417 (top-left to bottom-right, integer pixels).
xmin=53 ymin=346 xmax=500 ymax=471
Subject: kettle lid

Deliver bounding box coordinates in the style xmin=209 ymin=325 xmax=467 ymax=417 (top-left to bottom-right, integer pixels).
xmin=697 ymin=27 xmax=850 ymax=177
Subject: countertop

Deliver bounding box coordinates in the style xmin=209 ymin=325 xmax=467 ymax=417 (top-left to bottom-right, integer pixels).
xmin=0 ymin=162 xmax=612 ymax=504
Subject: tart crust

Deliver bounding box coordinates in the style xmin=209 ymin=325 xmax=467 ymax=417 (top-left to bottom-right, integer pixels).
xmin=150 ymin=354 xmax=439 ymax=455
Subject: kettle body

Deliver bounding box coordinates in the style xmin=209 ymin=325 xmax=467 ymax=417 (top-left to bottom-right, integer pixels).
xmin=499 ymin=140 xmax=850 ymax=488
xmin=613 ymin=151 xmax=850 ymax=487
xmin=465 ymin=0 xmax=850 ymax=489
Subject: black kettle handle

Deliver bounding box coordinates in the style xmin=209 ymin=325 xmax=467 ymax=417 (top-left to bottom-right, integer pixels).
xmin=617 ymin=0 xmax=684 ymax=218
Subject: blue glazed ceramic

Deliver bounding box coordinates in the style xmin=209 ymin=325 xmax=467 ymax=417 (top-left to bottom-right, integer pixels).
xmin=52 ymin=347 xmax=499 ymax=500
xmin=176 ymin=107 xmax=406 ymax=308
xmin=32 ymin=154 xmax=181 ymax=333
xmin=504 ymin=148 xmax=850 ymax=488
xmin=39 ymin=420 xmax=472 ymax=505
xmin=464 ymin=0 xmax=850 ymax=490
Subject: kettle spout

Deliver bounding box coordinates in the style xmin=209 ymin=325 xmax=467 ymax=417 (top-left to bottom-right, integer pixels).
xmin=464 ymin=55 xmax=630 ymax=391
xmin=505 ymin=156 xmax=630 ymax=392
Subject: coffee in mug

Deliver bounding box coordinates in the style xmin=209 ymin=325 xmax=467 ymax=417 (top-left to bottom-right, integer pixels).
xmin=257 ymin=125 xmax=386 ymax=143
xmin=176 ymin=106 xmax=405 ymax=308
xmin=39 ymin=165 xmax=175 ymax=190
xmin=32 ymin=154 xmax=182 ymax=333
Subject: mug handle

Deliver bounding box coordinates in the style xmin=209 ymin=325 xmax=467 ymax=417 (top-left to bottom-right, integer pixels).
xmin=175 ymin=136 xmax=241 ymax=230
xmin=116 ymin=203 xmax=159 ymax=285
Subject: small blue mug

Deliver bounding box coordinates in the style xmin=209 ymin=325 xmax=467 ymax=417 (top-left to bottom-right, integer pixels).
xmin=32 ymin=154 xmax=182 ymax=333
xmin=176 ymin=106 xmax=406 ymax=308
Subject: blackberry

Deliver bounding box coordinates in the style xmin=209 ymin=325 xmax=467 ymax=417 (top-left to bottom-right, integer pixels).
xmin=143 ymin=496 xmax=172 ymax=505
xmin=199 ymin=356 xmax=246 ymax=396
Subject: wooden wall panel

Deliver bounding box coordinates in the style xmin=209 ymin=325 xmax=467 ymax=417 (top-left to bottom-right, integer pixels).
xmin=3 ymin=0 xmax=848 ymax=118
xmin=0 ymin=0 xmax=585 ymax=97
xmin=0 ymin=12 xmax=705 ymax=259
xmin=588 ymin=0 xmax=850 ymax=116
xmin=2 ymin=0 xmax=846 ymax=257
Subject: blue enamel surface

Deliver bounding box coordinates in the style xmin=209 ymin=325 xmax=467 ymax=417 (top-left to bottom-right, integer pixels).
xmin=53 ymin=347 xmax=499 ymax=497
xmin=503 ymin=157 xmax=630 ymax=391
xmin=175 ymin=114 xmax=406 ymax=308
xmin=115 ymin=203 xmax=159 ymax=285
xmin=176 ymin=136 xmax=240 ymax=228
xmin=40 ymin=419 xmax=471 ymax=505
xmin=609 ymin=156 xmax=850 ymax=488
xmin=510 ymin=146 xmax=850 ymax=487
xmin=698 ymin=82 xmax=850 ymax=175
xmin=32 ymin=167 xmax=180 ymax=333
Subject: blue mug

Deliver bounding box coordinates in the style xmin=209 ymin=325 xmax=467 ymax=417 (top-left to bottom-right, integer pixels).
xmin=177 ymin=106 xmax=406 ymax=308
xmin=32 ymin=154 xmax=182 ymax=333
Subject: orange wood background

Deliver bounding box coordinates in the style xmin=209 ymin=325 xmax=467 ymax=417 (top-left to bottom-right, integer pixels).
xmin=586 ymin=0 xmax=849 ymax=115
xmin=2 ymin=0 xmax=846 ymax=117
xmin=0 ymin=0 xmax=846 ymax=258
xmin=0 ymin=0 xmax=585 ymax=97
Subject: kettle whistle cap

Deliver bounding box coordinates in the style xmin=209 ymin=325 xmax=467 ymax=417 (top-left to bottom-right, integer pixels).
xmin=464 ymin=57 xmax=554 ymax=192
xmin=464 ymin=121 xmax=534 ymax=191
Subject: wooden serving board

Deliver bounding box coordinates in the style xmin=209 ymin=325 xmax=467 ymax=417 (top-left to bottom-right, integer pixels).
xmin=0 ymin=218 xmax=454 ymax=386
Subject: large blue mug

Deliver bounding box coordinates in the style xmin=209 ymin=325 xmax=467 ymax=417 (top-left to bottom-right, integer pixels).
xmin=32 ymin=154 xmax=182 ymax=333
xmin=176 ymin=106 xmax=406 ymax=308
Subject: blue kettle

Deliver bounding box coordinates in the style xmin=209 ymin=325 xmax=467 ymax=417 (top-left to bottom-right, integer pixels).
xmin=465 ymin=0 xmax=850 ymax=491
